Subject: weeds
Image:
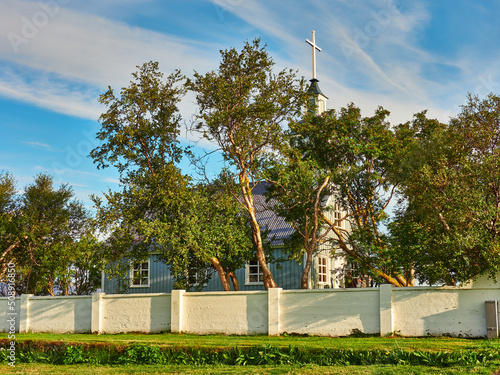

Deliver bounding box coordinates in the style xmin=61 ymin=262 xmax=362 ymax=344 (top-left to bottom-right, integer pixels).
xmin=1 ymin=340 xmax=500 ymax=368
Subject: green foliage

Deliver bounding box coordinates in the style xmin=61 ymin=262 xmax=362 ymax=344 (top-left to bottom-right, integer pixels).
xmin=288 ymin=105 xmax=411 ymax=286
xmin=0 ymin=172 xmax=100 ymax=295
xmin=0 ymin=171 xmax=18 ymax=267
xmin=90 ymin=61 xmax=190 ymax=285
xmin=140 ymin=175 xmax=254 ymax=291
xmin=91 ymin=61 xmax=253 ymax=291
xmin=187 ymin=38 xmax=306 ymax=169
xmin=187 ymin=38 xmax=307 ymax=289
xmin=2 ymin=340 xmax=500 ymax=368
xmin=392 ymin=94 xmax=500 ymax=285
xmin=91 ymin=62 xmax=186 ymax=177
xmin=263 ymin=150 xmax=333 ymax=288
xmin=62 ymin=345 xmax=87 ymax=364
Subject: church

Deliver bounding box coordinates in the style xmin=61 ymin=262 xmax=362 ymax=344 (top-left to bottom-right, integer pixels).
xmin=102 ymin=31 xmax=350 ymax=294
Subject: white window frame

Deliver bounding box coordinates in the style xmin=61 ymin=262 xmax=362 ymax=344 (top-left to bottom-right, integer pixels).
xmin=333 ymin=203 xmax=344 ymax=229
xmin=317 ymin=255 xmax=329 ymax=285
xmin=186 ymin=267 xmax=210 ymax=287
xmin=245 ymin=260 xmax=264 ymax=285
xmin=129 ymin=259 xmax=150 ymax=288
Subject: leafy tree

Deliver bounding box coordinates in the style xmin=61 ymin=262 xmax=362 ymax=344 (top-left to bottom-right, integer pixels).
xmin=0 ymin=173 xmax=98 ymax=295
xmin=140 ymin=176 xmax=253 ymax=291
xmin=392 ymin=94 xmax=500 ymax=285
xmin=90 ymin=61 xmax=189 ymax=284
xmin=289 ymin=105 xmax=412 ymax=287
xmin=91 ymin=62 xmax=252 ymax=291
xmin=264 ymin=151 xmax=333 ymax=289
xmin=0 ymin=172 xmax=19 ymax=280
xmin=187 ymin=39 xmax=306 ymax=289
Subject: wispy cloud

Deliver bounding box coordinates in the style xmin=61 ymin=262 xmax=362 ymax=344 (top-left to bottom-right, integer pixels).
xmin=24 ymin=141 xmax=57 ymax=152
xmin=102 ymin=177 xmax=121 ymax=185
xmin=0 ymin=0 xmax=219 ymax=121
xmin=1 ymin=0 xmax=499 ymax=128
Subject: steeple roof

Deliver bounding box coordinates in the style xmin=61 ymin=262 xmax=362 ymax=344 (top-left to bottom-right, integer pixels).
xmin=307 ymin=78 xmax=328 ymax=99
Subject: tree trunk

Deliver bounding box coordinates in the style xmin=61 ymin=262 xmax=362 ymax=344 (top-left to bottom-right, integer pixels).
xmin=210 ymin=257 xmax=232 ymax=291
xmin=301 ymin=254 xmax=313 ymax=289
xmin=228 ymin=272 xmax=239 ymax=291
xmin=324 ymin=216 xmax=407 ymax=287
xmin=239 ymin=172 xmax=277 ymax=290
xmin=0 ymin=241 xmax=20 ymax=280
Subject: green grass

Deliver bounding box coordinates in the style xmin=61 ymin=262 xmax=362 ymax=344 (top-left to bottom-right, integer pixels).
xmin=2 ymin=333 xmax=500 ymax=374
xmin=1 ymin=363 xmax=499 ymax=375
xmin=2 ymin=332 xmax=499 ymax=351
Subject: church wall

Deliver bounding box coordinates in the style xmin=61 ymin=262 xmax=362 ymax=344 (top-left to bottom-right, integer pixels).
xmin=103 ymin=251 xmax=303 ymax=294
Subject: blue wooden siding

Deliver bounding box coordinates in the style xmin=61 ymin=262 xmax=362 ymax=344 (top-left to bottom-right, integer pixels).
xmin=103 ymin=250 xmax=303 ymax=294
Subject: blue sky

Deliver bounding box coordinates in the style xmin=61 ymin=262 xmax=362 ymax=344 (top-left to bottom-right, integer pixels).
xmin=1 ymin=0 xmax=500 ymax=208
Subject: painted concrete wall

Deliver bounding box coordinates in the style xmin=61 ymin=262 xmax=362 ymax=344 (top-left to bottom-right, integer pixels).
xmin=29 ymin=296 xmax=92 ymax=333
xmin=102 ymin=293 xmax=171 ymax=334
xmin=393 ymin=287 xmax=500 ymax=337
xmin=280 ymin=289 xmax=380 ymax=336
xmin=183 ymin=291 xmax=268 ymax=335
xmin=1 ymin=284 xmax=499 ymax=337
xmin=0 ymin=297 xmax=20 ymax=333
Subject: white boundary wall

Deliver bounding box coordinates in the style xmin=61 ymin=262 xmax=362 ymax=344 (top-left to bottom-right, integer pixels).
xmin=0 ymin=282 xmax=499 ymax=337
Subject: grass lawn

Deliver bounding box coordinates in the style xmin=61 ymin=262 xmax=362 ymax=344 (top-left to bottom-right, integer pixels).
xmin=2 ymin=363 xmax=499 ymax=374
xmin=1 ymin=333 xmax=500 ymax=374
xmin=2 ymin=332 xmax=500 ymax=351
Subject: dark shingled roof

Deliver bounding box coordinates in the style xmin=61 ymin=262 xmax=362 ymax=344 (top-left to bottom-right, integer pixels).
xmin=251 ymin=182 xmax=294 ymax=246
xmin=307 ymin=78 xmax=328 ymax=99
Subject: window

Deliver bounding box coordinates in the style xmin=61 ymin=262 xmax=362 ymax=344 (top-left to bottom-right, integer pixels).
xmin=318 ymin=99 xmax=326 ymax=114
xmin=343 ymin=262 xmax=373 ymax=288
xmin=130 ymin=260 xmax=150 ymax=287
xmin=186 ymin=266 xmax=211 ymax=287
xmin=333 ymin=203 xmax=343 ymax=228
xmin=245 ymin=260 xmax=264 ymax=285
xmin=318 ymin=255 xmax=328 ymax=284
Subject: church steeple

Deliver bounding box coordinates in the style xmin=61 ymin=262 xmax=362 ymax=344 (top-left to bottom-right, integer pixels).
xmin=305 ymin=30 xmax=328 ymax=114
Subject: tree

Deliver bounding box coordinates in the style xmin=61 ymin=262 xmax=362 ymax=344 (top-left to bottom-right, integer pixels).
xmin=0 ymin=173 xmax=98 ymax=295
xmin=264 ymin=151 xmax=333 ymax=289
xmin=289 ymin=105 xmax=413 ymax=287
xmin=0 ymin=172 xmax=19 ymax=280
xmin=90 ymin=61 xmax=189 ymax=284
xmin=187 ymin=39 xmax=306 ymax=289
xmin=139 ymin=175 xmax=254 ymax=291
xmin=392 ymin=94 xmax=500 ymax=285
xmin=90 ymin=62 xmax=252 ymax=291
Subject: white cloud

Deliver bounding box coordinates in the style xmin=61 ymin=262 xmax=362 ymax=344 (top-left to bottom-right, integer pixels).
xmin=1 ymin=0 xmax=498 ymax=130
xmin=24 ymin=141 xmax=58 ymax=152
xmin=207 ymin=0 xmax=454 ymax=123
xmin=0 ymin=0 xmax=219 ymax=122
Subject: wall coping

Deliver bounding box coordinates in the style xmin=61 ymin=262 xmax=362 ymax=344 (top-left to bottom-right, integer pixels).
xmin=281 ymin=288 xmax=379 ymax=294
xmin=29 ymin=295 xmax=92 ymax=300
xmin=392 ymin=286 xmax=500 ymax=292
xmin=185 ymin=291 xmax=268 ymax=297
xmin=103 ymin=293 xmax=171 ymax=299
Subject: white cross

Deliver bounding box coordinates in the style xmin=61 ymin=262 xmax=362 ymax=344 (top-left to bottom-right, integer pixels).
xmin=306 ymin=30 xmax=322 ymax=79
